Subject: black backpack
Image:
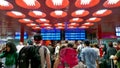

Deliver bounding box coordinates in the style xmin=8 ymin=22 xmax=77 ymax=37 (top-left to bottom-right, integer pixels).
xmin=17 ymin=45 xmax=46 ymax=68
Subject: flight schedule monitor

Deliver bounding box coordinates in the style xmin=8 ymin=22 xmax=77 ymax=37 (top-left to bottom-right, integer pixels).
xmin=116 ymin=27 xmax=120 ymax=36
xmin=41 ymin=28 xmax=61 ymax=40
xmin=15 ymin=32 xmax=28 ymax=39
xmin=65 ymin=28 xmax=86 ymax=40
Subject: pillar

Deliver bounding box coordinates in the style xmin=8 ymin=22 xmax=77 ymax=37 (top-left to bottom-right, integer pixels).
xmin=20 ymin=24 xmax=24 ymax=42
xmin=97 ymin=23 xmax=102 ymax=44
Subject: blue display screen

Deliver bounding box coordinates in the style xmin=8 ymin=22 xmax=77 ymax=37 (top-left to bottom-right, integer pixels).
xmin=116 ymin=27 xmax=120 ymax=36
xmin=65 ymin=28 xmax=86 ymax=40
xmin=15 ymin=32 xmax=28 ymax=39
xmin=41 ymin=29 xmax=61 ymax=40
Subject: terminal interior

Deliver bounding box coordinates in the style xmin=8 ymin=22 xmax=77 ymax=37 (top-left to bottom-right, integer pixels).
xmin=0 ymin=0 xmax=120 ymax=44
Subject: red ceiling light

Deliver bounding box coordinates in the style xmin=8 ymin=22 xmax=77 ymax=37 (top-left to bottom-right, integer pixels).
xmin=46 ymin=0 xmax=69 ymax=9
xmin=32 ymin=26 xmax=41 ymax=30
xmin=86 ymin=17 xmax=101 ymax=22
xmin=79 ymin=26 xmax=89 ymax=29
xmin=18 ymin=19 xmax=33 ymax=24
xmin=93 ymin=9 xmax=112 ymax=17
xmin=69 ymin=18 xmax=83 ymax=23
xmin=55 ymin=23 xmax=65 ymax=27
xmin=82 ymin=22 xmax=94 ymax=26
xmin=26 ymin=23 xmax=37 ymax=27
xmin=71 ymin=10 xmax=89 ymax=17
xmin=75 ymin=0 xmax=100 ymax=8
xmin=44 ymin=26 xmax=53 ymax=29
xmin=67 ymin=26 xmax=77 ymax=29
xmin=6 ymin=11 xmax=26 ymax=18
xmin=56 ymin=26 xmax=64 ymax=29
xmin=50 ymin=10 xmax=67 ymax=18
xmin=68 ymin=23 xmax=79 ymax=27
xmin=0 ymin=0 xmax=13 ymax=10
xmin=36 ymin=18 xmax=50 ymax=23
xmin=40 ymin=23 xmax=52 ymax=27
xmin=103 ymin=0 xmax=120 ymax=8
xmin=15 ymin=0 xmax=40 ymax=9
xmin=28 ymin=11 xmax=46 ymax=18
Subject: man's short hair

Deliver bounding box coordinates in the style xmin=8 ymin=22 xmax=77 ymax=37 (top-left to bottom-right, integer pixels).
xmin=67 ymin=43 xmax=74 ymax=48
xmin=84 ymin=40 xmax=90 ymax=46
xmin=27 ymin=40 xmax=33 ymax=45
xmin=34 ymin=34 xmax=42 ymax=41
xmin=117 ymin=40 xmax=120 ymax=45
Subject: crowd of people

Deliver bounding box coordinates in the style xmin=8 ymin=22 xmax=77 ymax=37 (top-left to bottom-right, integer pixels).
xmin=0 ymin=34 xmax=120 ymax=68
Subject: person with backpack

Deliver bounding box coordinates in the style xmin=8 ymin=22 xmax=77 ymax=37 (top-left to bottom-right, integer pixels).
xmin=0 ymin=41 xmax=18 ymax=68
xmin=17 ymin=34 xmax=51 ymax=68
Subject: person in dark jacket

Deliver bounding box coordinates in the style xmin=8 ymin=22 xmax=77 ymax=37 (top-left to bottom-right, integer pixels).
xmin=106 ymin=41 xmax=117 ymax=68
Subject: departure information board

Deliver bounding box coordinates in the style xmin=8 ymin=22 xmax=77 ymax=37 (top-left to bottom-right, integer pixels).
xmin=65 ymin=28 xmax=86 ymax=40
xmin=41 ymin=29 xmax=61 ymax=40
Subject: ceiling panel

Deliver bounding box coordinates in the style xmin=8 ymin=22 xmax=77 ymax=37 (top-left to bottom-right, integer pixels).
xmin=0 ymin=0 xmax=120 ymax=36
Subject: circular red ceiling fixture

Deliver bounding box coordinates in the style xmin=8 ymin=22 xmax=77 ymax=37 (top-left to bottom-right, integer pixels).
xmin=55 ymin=26 xmax=64 ymax=29
xmin=15 ymin=0 xmax=41 ymax=9
xmin=26 ymin=23 xmax=37 ymax=27
xmin=36 ymin=18 xmax=50 ymax=23
xmin=93 ymin=9 xmax=112 ymax=17
xmin=75 ymin=0 xmax=100 ymax=8
xmin=44 ymin=26 xmax=53 ymax=29
xmin=0 ymin=0 xmax=13 ymax=10
xmin=82 ymin=22 xmax=94 ymax=26
xmin=54 ymin=23 xmax=65 ymax=27
xmin=6 ymin=11 xmax=26 ymax=18
xmin=32 ymin=26 xmax=41 ymax=30
xmin=67 ymin=26 xmax=77 ymax=29
xmin=40 ymin=23 xmax=52 ymax=27
xmin=86 ymin=17 xmax=101 ymax=22
xmin=69 ymin=18 xmax=83 ymax=23
xmin=103 ymin=0 xmax=120 ymax=8
xmin=71 ymin=10 xmax=89 ymax=17
xmin=45 ymin=0 xmax=69 ymax=9
xmin=68 ymin=23 xmax=79 ymax=27
xmin=28 ymin=11 xmax=46 ymax=18
xmin=79 ymin=26 xmax=89 ymax=29
xmin=50 ymin=10 xmax=67 ymax=18
xmin=18 ymin=19 xmax=33 ymax=24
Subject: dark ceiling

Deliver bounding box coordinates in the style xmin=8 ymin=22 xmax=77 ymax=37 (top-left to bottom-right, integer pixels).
xmin=0 ymin=0 xmax=120 ymax=37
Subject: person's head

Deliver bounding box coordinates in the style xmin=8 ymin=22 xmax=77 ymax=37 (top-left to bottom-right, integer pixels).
xmin=34 ymin=34 xmax=42 ymax=44
xmin=6 ymin=41 xmax=17 ymax=53
xmin=19 ymin=42 xmax=23 ymax=45
xmin=108 ymin=41 xmax=113 ymax=47
xmin=117 ymin=40 xmax=120 ymax=48
xmin=93 ymin=43 xmax=99 ymax=48
xmin=67 ymin=43 xmax=74 ymax=48
xmin=59 ymin=45 xmax=66 ymax=51
xmin=27 ymin=40 xmax=33 ymax=45
xmin=75 ymin=40 xmax=79 ymax=45
xmin=84 ymin=40 xmax=90 ymax=46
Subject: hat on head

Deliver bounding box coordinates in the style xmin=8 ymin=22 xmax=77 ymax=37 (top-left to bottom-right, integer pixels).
xmin=34 ymin=34 xmax=42 ymax=41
